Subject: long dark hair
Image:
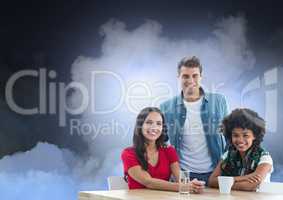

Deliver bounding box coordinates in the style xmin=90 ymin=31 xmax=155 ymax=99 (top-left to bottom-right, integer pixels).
xmin=133 ymin=107 xmax=168 ymax=171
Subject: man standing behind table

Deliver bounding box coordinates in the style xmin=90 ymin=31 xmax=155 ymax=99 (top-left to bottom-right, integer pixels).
xmin=160 ymin=56 xmax=228 ymax=184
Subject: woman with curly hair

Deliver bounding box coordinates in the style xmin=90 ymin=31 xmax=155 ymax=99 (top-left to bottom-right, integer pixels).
xmin=121 ymin=107 xmax=205 ymax=192
xmin=208 ymin=108 xmax=273 ymax=191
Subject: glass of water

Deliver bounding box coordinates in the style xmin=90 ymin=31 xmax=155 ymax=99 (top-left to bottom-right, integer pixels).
xmin=179 ymin=170 xmax=190 ymax=195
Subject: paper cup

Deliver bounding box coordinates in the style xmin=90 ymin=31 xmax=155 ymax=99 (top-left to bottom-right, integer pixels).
xmin=218 ymin=176 xmax=234 ymax=194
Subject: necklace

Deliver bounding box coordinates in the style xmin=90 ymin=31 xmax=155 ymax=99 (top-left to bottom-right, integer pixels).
xmin=146 ymin=150 xmax=159 ymax=166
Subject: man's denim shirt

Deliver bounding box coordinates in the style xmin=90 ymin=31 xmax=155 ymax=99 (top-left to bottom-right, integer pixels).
xmin=160 ymin=89 xmax=228 ymax=168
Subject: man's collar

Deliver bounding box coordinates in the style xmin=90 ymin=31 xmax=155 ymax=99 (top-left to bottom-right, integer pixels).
xmin=177 ymin=87 xmax=208 ymax=105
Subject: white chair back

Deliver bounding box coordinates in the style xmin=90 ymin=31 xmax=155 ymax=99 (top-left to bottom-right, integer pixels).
xmin=258 ymin=182 xmax=283 ymax=194
xmin=107 ymin=176 xmax=128 ymax=190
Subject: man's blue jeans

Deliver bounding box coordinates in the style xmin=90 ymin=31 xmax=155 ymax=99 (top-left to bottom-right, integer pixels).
xmin=190 ymin=171 xmax=212 ymax=186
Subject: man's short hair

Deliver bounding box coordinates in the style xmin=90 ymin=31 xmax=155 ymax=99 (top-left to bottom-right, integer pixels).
xmin=177 ymin=56 xmax=202 ymax=74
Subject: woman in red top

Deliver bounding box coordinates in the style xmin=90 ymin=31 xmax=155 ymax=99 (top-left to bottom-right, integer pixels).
xmin=121 ymin=107 xmax=205 ymax=192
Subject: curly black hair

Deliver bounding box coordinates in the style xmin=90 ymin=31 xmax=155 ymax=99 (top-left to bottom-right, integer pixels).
xmin=221 ymin=108 xmax=265 ymax=147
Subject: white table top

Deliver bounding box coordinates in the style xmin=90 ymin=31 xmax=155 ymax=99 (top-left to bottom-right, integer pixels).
xmin=79 ymin=188 xmax=283 ymax=200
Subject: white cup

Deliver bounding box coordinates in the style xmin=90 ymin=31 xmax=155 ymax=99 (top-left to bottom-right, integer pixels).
xmin=218 ymin=176 xmax=234 ymax=194
xmin=179 ymin=170 xmax=190 ymax=195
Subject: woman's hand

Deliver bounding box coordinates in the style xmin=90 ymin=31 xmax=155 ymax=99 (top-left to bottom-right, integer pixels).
xmin=235 ymin=173 xmax=263 ymax=183
xmin=189 ymin=178 xmax=205 ymax=194
xmin=246 ymin=173 xmax=262 ymax=183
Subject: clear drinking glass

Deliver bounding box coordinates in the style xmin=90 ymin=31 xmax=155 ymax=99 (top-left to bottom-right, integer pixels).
xmin=179 ymin=170 xmax=190 ymax=195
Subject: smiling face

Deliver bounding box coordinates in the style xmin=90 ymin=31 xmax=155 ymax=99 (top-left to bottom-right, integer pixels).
xmin=178 ymin=66 xmax=202 ymax=99
xmin=142 ymin=111 xmax=163 ymax=143
xmin=231 ymin=128 xmax=255 ymax=156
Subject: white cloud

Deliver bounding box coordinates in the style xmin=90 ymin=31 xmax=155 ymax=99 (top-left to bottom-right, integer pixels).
xmin=0 ymin=142 xmax=116 ymax=200
xmin=69 ymin=15 xmax=256 ymax=147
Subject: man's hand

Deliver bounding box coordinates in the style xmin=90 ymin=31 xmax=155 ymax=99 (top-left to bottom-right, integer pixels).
xmin=190 ymin=178 xmax=205 ymax=194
